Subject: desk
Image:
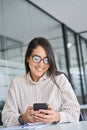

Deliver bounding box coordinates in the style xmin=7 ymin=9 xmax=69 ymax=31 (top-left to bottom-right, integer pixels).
xmin=80 ymin=104 xmax=87 ymax=120
xmin=40 ymin=121 xmax=87 ymax=130
xmin=0 ymin=121 xmax=87 ymax=130
xmin=80 ymin=104 xmax=87 ymax=110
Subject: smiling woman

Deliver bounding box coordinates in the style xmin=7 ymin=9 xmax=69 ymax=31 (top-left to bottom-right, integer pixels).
xmin=2 ymin=37 xmax=80 ymax=127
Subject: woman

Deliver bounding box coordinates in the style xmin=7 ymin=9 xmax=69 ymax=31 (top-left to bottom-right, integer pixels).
xmin=2 ymin=37 xmax=80 ymax=127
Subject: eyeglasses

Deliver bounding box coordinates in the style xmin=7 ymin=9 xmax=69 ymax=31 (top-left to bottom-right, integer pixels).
xmin=31 ymin=55 xmax=49 ymax=64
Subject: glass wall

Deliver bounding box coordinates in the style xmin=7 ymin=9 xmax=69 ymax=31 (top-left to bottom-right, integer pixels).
xmin=63 ymin=28 xmax=84 ymax=104
xmin=0 ymin=36 xmax=25 ymax=100
xmin=78 ymin=37 xmax=87 ymax=103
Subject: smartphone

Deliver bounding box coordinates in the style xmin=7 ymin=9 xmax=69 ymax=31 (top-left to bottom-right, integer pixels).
xmin=33 ymin=103 xmax=48 ymax=111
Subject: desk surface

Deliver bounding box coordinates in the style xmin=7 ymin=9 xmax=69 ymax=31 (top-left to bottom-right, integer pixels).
xmin=80 ymin=104 xmax=87 ymax=109
xmin=40 ymin=121 xmax=87 ymax=130
xmin=0 ymin=121 xmax=87 ymax=130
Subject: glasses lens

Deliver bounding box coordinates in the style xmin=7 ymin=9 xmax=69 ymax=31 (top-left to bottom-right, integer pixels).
xmin=44 ymin=57 xmax=49 ymax=64
xmin=32 ymin=56 xmax=41 ymax=63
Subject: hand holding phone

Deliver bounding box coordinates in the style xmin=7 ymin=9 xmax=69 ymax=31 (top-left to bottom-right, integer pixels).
xmin=33 ymin=103 xmax=48 ymax=111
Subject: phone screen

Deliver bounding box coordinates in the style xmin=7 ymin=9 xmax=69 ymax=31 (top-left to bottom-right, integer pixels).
xmin=33 ymin=103 xmax=48 ymax=111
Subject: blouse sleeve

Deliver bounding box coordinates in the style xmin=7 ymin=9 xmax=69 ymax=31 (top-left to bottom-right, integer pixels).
xmin=57 ymin=74 xmax=80 ymax=123
xmin=2 ymin=78 xmax=20 ymax=127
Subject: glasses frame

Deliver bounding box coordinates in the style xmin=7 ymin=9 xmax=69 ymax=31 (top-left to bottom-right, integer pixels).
xmin=31 ymin=55 xmax=49 ymax=64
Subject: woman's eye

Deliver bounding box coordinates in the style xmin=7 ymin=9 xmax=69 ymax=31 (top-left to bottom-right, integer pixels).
xmin=35 ymin=57 xmax=39 ymax=60
xmin=33 ymin=56 xmax=40 ymax=62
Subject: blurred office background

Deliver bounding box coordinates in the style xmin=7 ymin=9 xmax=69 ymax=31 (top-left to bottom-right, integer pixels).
xmin=0 ymin=0 xmax=87 ymax=123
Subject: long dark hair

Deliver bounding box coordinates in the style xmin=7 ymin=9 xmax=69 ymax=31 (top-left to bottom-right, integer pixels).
xmin=25 ymin=37 xmax=58 ymax=76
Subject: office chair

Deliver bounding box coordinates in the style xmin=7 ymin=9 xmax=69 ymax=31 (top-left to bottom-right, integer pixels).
xmin=79 ymin=113 xmax=84 ymax=121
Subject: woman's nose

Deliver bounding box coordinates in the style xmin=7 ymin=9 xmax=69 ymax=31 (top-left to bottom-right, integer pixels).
xmin=38 ymin=60 xmax=44 ymax=66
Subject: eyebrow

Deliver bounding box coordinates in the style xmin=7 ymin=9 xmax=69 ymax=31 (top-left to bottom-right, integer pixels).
xmin=31 ymin=55 xmax=48 ymax=58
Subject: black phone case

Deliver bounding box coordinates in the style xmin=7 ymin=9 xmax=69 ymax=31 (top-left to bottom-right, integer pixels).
xmin=33 ymin=103 xmax=48 ymax=111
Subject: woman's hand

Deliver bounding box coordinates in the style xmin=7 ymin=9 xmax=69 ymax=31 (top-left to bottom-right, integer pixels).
xmin=22 ymin=106 xmax=36 ymax=123
xmin=34 ymin=105 xmax=60 ymax=123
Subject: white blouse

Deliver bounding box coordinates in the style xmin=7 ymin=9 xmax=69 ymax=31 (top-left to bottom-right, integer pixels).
xmin=2 ymin=72 xmax=80 ymax=127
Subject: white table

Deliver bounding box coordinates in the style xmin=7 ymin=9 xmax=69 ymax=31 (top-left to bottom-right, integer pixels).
xmin=40 ymin=121 xmax=87 ymax=130
xmin=80 ymin=104 xmax=87 ymax=120
xmin=0 ymin=121 xmax=87 ymax=130
xmin=80 ymin=104 xmax=87 ymax=110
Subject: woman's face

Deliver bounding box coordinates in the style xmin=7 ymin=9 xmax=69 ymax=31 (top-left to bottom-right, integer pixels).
xmin=27 ymin=45 xmax=50 ymax=82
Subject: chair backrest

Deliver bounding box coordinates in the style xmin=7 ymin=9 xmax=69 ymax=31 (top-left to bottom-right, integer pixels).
xmin=79 ymin=113 xmax=84 ymax=121
xmin=0 ymin=101 xmax=5 ymax=125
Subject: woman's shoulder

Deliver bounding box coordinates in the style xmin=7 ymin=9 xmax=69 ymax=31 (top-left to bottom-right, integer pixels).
xmin=55 ymin=71 xmax=68 ymax=78
xmin=12 ymin=73 xmax=27 ymax=82
xmin=54 ymin=71 xmax=70 ymax=83
xmin=54 ymin=71 xmax=72 ymax=90
xmin=9 ymin=74 xmax=28 ymax=90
